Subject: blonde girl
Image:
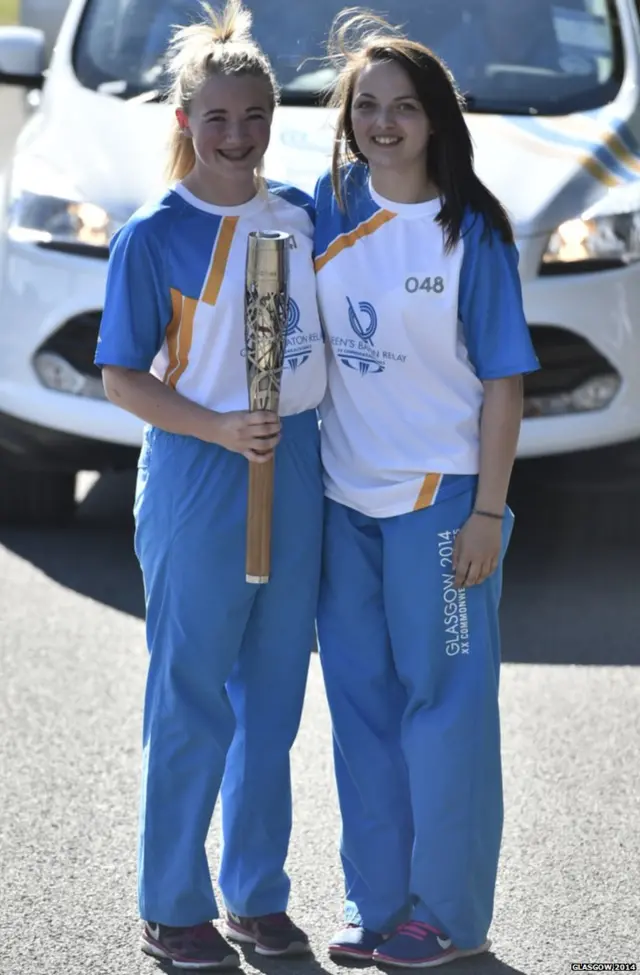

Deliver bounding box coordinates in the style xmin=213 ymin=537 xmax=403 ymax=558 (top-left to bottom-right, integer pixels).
xmin=95 ymin=2 xmax=325 ymax=968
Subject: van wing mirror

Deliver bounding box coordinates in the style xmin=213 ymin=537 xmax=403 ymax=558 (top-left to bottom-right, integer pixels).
xmin=0 ymin=27 xmax=45 ymax=89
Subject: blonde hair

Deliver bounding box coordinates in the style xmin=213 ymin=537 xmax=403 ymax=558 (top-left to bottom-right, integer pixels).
xmin=165 ymin=0 xmax=279 ymax=182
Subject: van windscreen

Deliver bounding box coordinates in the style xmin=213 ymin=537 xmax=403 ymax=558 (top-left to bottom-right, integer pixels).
xmin=73 ymin=0 xmax=623 ymax=115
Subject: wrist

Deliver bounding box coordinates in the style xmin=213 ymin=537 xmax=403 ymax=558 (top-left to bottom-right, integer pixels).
xmin=474 ymin=490 xmax=508 ymax=515
xmin=472 ymin=507 xmax=504 ymax=521
xmin=189 ymin=404 xmax=222 ymax=442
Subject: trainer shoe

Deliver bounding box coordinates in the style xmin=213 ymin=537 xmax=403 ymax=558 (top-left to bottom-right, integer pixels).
xmin=225 ymin=911 xmax=311 ymax=956
xmin=372 ymin=920 xmax=490 ymax=969
xmin=328 ymin=923 xmax=387 ymax=960
xmin=141 ymin=921 xmax=240 ymax=970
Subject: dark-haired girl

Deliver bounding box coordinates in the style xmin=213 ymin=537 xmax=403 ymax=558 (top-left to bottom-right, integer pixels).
xmin=314 ymin=12 xmax=539 ymax=969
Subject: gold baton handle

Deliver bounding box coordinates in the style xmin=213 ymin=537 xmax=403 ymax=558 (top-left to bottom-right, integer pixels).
xmin=244 ymin=231 xmax=291 ymax=584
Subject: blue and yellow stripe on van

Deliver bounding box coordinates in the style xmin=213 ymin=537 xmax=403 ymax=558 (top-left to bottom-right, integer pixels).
xmin=502 ymin=113 xmax=640 ymax=188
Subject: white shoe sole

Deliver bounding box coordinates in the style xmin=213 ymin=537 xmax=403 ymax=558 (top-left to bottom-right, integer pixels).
xmin=374 ymin=938 xmax=491 ymax=969
xmin=328 ymin=945 xmax=377 ymax=960
xmin=224 ymin=924 xmax=311 ymax=956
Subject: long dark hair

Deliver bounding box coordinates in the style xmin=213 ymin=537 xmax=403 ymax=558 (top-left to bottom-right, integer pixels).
xmin=328 ymin=9 xmax=514 ymax=250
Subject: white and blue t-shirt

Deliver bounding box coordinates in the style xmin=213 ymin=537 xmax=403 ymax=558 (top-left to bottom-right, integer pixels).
xmin=95 ymin=181 xmax=326 ymax=416
xmin=314 ymin=163 xmax=539 ymax=519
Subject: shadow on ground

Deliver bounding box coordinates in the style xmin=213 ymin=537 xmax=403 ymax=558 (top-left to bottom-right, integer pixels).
xmin=218 ymin=943 xmax=531 ymax=975
xmin=0 ymin=470 xmax=144 ymax=619
xmin=1 ymin=443 xmax=639 ymax=666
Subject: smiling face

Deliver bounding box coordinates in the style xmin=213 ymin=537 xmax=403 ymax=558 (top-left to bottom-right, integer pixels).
xmin=350 ymin=59 xmax=432 ymax=179
xmin=178 ymin=72 xmax=273 ymax=202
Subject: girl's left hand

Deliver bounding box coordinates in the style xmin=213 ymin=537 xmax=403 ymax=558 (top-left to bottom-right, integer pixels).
xmin=453 ymin=513 xmax=503 ymax=588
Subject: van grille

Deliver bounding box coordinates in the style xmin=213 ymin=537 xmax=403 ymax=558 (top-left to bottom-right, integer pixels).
xmin=36 ymin=312 xmax=103 ymax=379
xmin=524 ymin=326 xmax=616 ymax=397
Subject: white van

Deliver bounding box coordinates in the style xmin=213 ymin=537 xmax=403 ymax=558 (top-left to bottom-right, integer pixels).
xmin=0 ymin=0 xmax=639 ymax=523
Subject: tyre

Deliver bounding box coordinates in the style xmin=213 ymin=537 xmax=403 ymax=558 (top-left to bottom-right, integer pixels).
xmin=0 ymin=464 xmax=76 ymax=526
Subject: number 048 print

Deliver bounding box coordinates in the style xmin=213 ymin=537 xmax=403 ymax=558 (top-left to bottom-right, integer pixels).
xmin=405 ymin=275 xmax=445 ymax=293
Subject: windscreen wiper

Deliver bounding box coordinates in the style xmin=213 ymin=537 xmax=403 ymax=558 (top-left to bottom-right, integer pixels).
xmin=462 ymin=94 xmax=539 ymax=115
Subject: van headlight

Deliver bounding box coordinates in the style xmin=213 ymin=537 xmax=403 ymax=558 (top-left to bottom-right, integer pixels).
xmin=542 ymin=183 xmax=640 ymax=268
xmin=6 ymin=156 xmax=122 ymax=253
xmin=8 ymin=194 xmax=118 ymax=251
xmin=543 ymin=213 xmax=640 ymax=265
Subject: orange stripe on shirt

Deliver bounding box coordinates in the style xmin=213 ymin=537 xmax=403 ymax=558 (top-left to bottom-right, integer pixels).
xmin=164 ymin=288 xmax=198 ymax=389
xmin=314 ymin=210 xmax=396 ymax=272
xmin=163 ymin=288 xmax=183 ymax=384
xmin=202 ymin=216 xmax=239 ymax=305
xmin=162 ymin=218 xmax=236 ymax=389
xmin=414 ymin=473 xmax=443 ymax=512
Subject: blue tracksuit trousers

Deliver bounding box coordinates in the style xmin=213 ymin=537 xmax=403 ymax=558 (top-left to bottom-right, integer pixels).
xmin=133 ymin=411 xmax=323 ymax=926
xmin=317 ymin=490 xmax=513 ymax=949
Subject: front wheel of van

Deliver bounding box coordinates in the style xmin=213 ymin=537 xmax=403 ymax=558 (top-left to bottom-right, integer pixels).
xmin=0 ymin=464 xmax=76 ymax=526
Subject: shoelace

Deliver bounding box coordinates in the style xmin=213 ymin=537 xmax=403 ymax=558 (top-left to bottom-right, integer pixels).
xmin=395 ymin=920 xmax=443 ymax=942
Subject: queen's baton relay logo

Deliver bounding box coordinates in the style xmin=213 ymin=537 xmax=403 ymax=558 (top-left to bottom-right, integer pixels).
xmin=340 ymin=298 xmax=385 ymax=375
xmin=331 ymin=296 xmax=407 ymax=375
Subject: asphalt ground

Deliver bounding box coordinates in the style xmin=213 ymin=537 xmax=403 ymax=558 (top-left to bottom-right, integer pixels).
xmin=1 ymin=453 xmax=640 ymax=975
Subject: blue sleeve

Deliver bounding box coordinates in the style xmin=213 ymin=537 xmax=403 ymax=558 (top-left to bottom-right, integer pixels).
xmin=458 ymin=212 xmax=540 ymax=380
xmin=313 ymin=168 xmax=353 ymax=260
xmin=94 ymin=217 xmax=171 ymax=370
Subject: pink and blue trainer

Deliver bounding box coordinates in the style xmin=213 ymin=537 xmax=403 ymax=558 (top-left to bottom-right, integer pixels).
xmin=372 ymin=920 xmax=490 ymax=969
